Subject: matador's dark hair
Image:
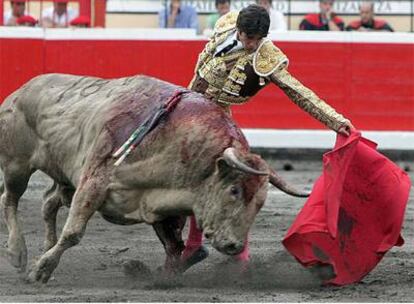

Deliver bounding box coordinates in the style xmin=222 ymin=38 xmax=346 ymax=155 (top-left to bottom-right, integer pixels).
xmin=236 ymin=4 xmax=270 ymax=38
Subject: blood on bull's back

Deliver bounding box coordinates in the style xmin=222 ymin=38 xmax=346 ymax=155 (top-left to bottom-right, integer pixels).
xmin=0 ymin=73 xmax=308 ymax=284
xmin=1 ymin=74 xmax=248 ymax=188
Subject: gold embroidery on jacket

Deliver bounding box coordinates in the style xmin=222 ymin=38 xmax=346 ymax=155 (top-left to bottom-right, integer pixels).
xmin=217 ymin=94 xmax=250 ymax=105
xmin=254 ymin=39 xmax=289 ymax=76
xmin=221 ymin=56 xmax=251 ymax=97
xmin=192 ymin=12 xmax=289 ymax=106
xmin=196 ymin=36 xmax=254 ymax=104
xmin=199 ymin=57 xmax=227 ymax=88
xmin=223 ymin=84 xmax=241 ymax=96
xmin=271 ymin=69 xmax=348 ymax=132
xmin=214 ymin=11 xmax=239 ymax=34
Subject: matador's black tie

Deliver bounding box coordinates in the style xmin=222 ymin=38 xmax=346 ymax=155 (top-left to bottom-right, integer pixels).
xmin=215 ymin=40 xmax=238 ymax=57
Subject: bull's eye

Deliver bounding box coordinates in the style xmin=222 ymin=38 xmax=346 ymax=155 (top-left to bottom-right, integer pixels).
xmin=230 ymin=186 xmax=240 ymax=196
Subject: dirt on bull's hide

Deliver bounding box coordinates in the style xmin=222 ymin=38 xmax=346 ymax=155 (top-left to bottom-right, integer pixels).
xmin=0 ymin=158 xmax=413 ymax=302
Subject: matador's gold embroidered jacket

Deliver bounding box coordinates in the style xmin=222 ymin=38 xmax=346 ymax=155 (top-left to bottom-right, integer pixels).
xmin=189 ymin=11 xmax=350 ymax=132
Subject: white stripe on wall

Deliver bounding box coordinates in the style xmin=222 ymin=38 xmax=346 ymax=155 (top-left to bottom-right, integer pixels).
xmin=242 ymin=129 xmax=414 ymax=150
xmin=1 ymin=27 xmax=413 ymax=44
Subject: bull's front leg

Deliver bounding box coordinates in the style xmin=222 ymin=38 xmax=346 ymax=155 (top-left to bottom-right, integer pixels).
xmin=0 ymin=167 xmax=32 ymax=272
xmin=41 ymin=183 xmax=74 ymax=252
xmin=152 ymin=216 xmax=186 ymax=275
xmin=28 ymin=174 xmax=107 ymax=283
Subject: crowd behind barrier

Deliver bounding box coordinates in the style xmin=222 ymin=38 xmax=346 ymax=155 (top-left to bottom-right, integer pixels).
xmin=109 ymin=0 xmax=414 ymax=32
xmin=1 ymin=0 xmax=92 ymax=27
xmin=1 ymin=0 xmax=413 ymax=32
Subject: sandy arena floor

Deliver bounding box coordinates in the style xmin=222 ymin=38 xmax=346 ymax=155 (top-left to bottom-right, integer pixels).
xmin=0 ymin=159 xmax=413 ymax=302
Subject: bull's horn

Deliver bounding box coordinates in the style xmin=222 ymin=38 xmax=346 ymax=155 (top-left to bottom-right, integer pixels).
xmin=269 ymin=169 xmax=310 ymax=197
xmin=223 ymin=148 xmax=268 ymax=176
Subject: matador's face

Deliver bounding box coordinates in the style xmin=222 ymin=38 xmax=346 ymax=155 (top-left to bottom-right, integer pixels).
xmin=237 ymin=31 xmax=263 ymax=54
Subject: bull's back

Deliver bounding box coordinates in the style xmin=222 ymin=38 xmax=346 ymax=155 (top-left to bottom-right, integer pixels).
xmin=11 ymin=73 xmax=188 ymax=135
xmin=1 ymin=73 xmax=248 ymax=186
xmin=0 ymin=73 xmax=160 ymax=183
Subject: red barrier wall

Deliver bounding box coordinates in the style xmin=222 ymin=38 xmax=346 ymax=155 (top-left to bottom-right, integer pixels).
xmin=1 ymin=36 xmax=413 ymax=131
xmin=0 ymin=38 xmax=44 ymax=99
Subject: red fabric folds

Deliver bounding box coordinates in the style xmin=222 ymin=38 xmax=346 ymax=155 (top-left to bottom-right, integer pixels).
xmin=282 ymin=130 xmax=411 ymax=285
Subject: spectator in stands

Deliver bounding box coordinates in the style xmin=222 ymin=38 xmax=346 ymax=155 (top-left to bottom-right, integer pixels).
xmin=70 ymin=16 xmax=91 ymax=28
xmin=299 ymin=0 xmax=344 ymax=31
xmin=203 ymin=0 xmax=231 ymax=36
xmin=207 ymin=0 xmax=231 ymax=30
xmin=41 ymin=0 xmax=78 ymax=28
xmin=16 ymin=15 xmax=37 ymax=26
xmin=158 ymin=0 xmax=198 ymax=31
xmin=346 ymin=2 xmax=394 ymax=32
xmin=256 ymin=0 xmax=287 ymax=31
xmin=3 ymin=0 xmax=26 ymax=26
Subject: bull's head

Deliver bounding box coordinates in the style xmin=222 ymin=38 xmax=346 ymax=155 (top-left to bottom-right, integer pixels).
xmin=194 ymin=147 xmax=309 ymax=256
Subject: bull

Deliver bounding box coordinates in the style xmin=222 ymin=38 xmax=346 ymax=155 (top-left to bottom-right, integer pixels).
xmin=0 ymin=74 xmax=308 ymax=283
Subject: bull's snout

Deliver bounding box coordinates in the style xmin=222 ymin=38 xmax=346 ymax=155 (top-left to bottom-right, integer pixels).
xmin=223 ymin=242 xmax=244 ymax=255
xmin=213 ymin=239 xmax=244 ymax=255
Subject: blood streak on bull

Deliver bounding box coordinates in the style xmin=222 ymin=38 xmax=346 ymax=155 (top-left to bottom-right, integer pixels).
xmin=0 ymin=73 xmax=307 ymax=283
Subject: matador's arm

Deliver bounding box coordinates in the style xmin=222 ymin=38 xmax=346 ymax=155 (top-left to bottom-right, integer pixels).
xmin=270 ymin=69 xmax=352 ymax=133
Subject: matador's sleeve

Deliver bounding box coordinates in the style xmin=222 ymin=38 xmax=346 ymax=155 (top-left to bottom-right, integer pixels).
xmin=270 ymin=69 xmax=350 ymax=132
xmin=255 ymin=39 xmax=350 ymax=132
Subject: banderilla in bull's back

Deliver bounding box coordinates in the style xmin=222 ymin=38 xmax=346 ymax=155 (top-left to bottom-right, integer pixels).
xmin=0 ymin=73 xmax=308 ymax=283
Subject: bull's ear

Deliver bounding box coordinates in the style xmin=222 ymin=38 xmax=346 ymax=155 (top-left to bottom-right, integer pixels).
xmin=216 ymin=157 xmax=233 ymax=179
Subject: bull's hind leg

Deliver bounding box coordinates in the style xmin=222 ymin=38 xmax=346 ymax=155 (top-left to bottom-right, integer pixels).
xmin=28 ymin=174 xmax=107 ymax=283
xmin=41 ymin=182 xmax=63 ymax=252
xmin=41 ymin=182 xmax=75 ymax=252
xmin=0 ymin=165 xmax=32 ymax=272
xmin=152 ymin=216 xmax=186 ymax=275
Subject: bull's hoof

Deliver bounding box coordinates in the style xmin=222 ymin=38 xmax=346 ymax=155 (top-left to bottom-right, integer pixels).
xmin=180 ymin=245 xmax=209 ymax=273
xmin=27 ymin=255 xmax=58 ymax=284
xmin=0 ymin=248 xmax=27 ymax=272
xmin=27 ymin=267 xmax=52 ymax=284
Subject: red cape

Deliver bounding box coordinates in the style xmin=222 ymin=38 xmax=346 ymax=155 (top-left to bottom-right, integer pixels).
xmin=283 ymin=131 xmax=411 ymax=285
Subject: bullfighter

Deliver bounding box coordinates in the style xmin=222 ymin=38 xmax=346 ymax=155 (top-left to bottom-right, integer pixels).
xmin=182 ymin=4 xmax=355 ymax=269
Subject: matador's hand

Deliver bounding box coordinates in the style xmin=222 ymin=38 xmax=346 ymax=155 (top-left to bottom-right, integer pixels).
xmin=337 ymin=120 xmax=355 ymax=137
